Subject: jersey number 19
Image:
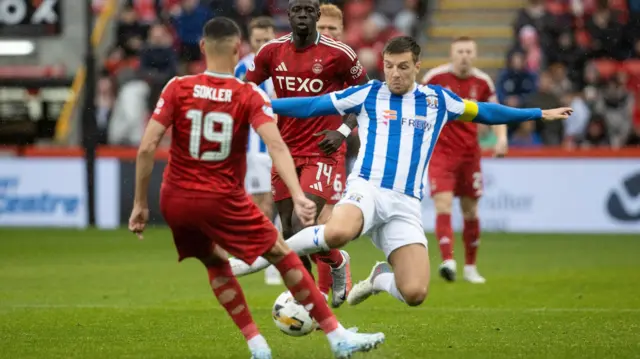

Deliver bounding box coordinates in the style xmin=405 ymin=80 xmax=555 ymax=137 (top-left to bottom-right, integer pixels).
xmin=186 ymin=110 xmax=233 ymax=161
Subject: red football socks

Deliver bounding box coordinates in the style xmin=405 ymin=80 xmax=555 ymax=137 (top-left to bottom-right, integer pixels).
xmin=275 ymin=252 xmax=338 ymax=333
xmin=463 ymin=218 xmax=480 ymax=265
xmin=436 ymin=213 xmax=454 ymax=261
xmin=207 ymin=263 xmax=259 ymax=340
xmin=311 ymin=254 xmax=333 ymax=295
xmin=314 ymin=249 xmax=344 ymax=268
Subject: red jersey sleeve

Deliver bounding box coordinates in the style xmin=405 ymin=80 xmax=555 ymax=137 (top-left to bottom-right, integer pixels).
xmin=246 ymin=84 xmax=276 ymax=130
xmin=152 ymin=77 xmax=179 ymax=127
xmin=245 ymin=45 xmax=272 ymax=86
xmin=339 ymin=45 xmax=367 ymax=86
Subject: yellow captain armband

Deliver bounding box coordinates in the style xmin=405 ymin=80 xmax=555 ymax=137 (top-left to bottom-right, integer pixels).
xmin=458 ymin=100 xmax=479 ymax=122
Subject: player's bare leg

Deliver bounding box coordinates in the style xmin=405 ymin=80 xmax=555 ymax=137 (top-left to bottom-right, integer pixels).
xmin=433 ymin=191 xmax=457 ymax=282
xmin=262 ymin=234 xmax=384 ymax=358
xmin=460 ymin=196 xmax=485 ymax=283
xmin=348 ymin=243 xmax=430 ymax=307
xmin=292 ymin=193 xmax=352 ymax=308
xmin=252 ymin=192 xmax=282 ymax=286
xmin=198 ymin=246 xmax=271 ymax=359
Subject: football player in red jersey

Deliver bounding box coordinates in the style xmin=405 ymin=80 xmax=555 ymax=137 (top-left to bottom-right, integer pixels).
xmin=422 ymin=37 xmax=508 ymax=284
xmin=245 ymin=0 xmax=368 ymax=308
xmin=128 ymin=18 xmax=384 ymax=359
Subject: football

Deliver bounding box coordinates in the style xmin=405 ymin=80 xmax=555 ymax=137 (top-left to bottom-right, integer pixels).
xmin=272 ymin=291 xmax=318 ymax=336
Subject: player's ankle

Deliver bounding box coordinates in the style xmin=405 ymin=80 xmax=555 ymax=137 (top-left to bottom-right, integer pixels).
xmin=247 ymin=334 xmax=269 ymax=350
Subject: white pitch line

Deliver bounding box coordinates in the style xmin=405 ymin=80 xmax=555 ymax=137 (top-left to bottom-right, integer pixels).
xmin=3 ymin=305 xmax=640 ymax=313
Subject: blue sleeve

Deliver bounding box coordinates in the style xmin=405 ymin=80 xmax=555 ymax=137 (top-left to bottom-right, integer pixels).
xmin=271 ymin=95 xmax=340 ymax=118
xmin=473 ymin=102 xmax=542 ymax=125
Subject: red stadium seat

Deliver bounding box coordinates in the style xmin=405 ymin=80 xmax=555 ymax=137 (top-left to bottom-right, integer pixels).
xmin=622 ymin=60 xmax=640 ymax=78
xmin=593 ymin=59 xmax=621 ymax=80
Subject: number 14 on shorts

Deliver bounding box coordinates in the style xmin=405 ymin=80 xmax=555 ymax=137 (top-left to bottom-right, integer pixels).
xmin=309 ymin=162 xmax=333 ymax=193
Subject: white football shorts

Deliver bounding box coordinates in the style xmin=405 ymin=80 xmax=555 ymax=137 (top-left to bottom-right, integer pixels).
xmin=336 ymin=177 xmax=428 ymax=260
xmin=245 ymin=154 xmax=272 ymax=195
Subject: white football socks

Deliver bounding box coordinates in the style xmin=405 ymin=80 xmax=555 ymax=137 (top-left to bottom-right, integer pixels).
xmin=230 ymin=225 xmax=330 ymax=277
xmin=372 ymin=272 xmax=406 ymax=303
xmin=247 ymin=334 xmax=269 ymax=351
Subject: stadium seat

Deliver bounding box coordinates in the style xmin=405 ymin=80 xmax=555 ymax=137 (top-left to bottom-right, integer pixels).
xmin=593 ymin=59 xmax=621 ymax=80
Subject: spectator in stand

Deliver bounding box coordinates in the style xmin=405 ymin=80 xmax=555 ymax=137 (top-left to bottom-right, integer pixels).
xmin=496 ymin=51 xmax=537 ymax=107
xmin=171 ymin=0 xmax=213 ymax=64
xmin=562 ymin=91 xmax=592 ymax=148
xmin=580 ymin=115 xmax=610 ymax=148
xmin=582 ymin=62 xmax=602 ymax=108
xmin=523 ymin=71 xmax=564 ymax=145
xmin=595 ymin=72 xmax=634 ymax=148
xmin=515 ymin=25 xmax=542 ymax=72
xmin=115 ymin=5 xmax=146 ymax=57
xmin=348 ymin=14 xmax=402 ymax=76
xmin=210 ymin=0 xmax=271 ymax=38
xmin=96 ymin=71 xmax=115 ymax=145
xmin=548 ymin=63 xmax=572 ymax=98
xmin=547 ymin=31 xmax=586 ymax=84
xmin=513 ymin=0 xmax=553 ymax=53
xmin=140 ymin=23 xmax=177 ymax=81
xmin=586 ymin=0 xmax=625 ymax=59
xmin=374 ymin=0 xmax=422 ymax=37
xmin=509 ymin=121 xmax=543 ymax=147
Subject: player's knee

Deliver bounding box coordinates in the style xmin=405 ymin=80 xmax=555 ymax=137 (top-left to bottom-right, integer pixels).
xmin=399 ymin=284 xmax=428 ymax=307
xmin=324 ymin=225 xmax=354 ymax=248
xmin=434 ymin=194 xmax=453 ymax=214
xmin=461 ymin=198 xmax=479 ymax=219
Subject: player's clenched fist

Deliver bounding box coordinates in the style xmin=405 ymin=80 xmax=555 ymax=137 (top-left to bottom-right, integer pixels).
xmin=129 ymin=204 xmax=149 ymax=240
xmin=542 ymin=107 xmax=573 ymax=121
xmin=293 ymin=195 xmax=317 ymax=226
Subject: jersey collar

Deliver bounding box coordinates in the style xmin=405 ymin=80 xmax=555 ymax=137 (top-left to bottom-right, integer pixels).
xmin=204 ymin=71 xmax=234 ymax=79
xmin=289 ymin=31 xmax=321 ymax=50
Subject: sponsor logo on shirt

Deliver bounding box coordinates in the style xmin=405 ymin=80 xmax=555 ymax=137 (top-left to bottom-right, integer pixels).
xmin=426 ymin=95 xmax=439 ymax=109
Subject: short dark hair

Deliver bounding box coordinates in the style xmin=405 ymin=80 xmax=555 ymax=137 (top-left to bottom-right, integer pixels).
xmin=383 ymin=36 xmax=421 ymax=63
xmin=249 ymin=17 xmax=275 ymax=33
xmin=203 ymin=17 xmax=241 ymax=40
xmin=452 ymin=36 xmax=474 ymax=43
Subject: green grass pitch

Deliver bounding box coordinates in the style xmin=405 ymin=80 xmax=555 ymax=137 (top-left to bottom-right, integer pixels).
xmin=1 ymin=228 xmax=639 ymax=358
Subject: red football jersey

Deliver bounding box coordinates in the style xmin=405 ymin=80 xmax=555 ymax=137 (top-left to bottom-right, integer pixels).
xmin=152 ymin=72 xmax=275 ymax=193
xmin=246 ymin=33 xmax=366 ymax=158
xmin=422 ymin=64 xmax=496 ymax=154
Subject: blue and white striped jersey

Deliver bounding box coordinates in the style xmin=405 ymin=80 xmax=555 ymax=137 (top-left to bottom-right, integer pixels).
xmin=235 ymin=53 xmax=275 ymax=157
xmin=329 ymin=80 xmax=467 ymax=199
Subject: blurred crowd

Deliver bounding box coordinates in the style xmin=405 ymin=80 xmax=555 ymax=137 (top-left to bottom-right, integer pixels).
xmin=498 ymin=0 xmax=640 ymax=149
xmin=97 ymin=0 xmax=427 ymax=146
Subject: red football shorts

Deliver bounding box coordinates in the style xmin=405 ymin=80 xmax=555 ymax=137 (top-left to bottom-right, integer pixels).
xmin=327 ymin=155 xmax=346 ymax=206
xmin=428 ymin=151 xmax=483 ymax=199
xmin=271 ymin=156 xmax=338 ymax=202
xmin=160 ymin=184 xmax=278 ymax=264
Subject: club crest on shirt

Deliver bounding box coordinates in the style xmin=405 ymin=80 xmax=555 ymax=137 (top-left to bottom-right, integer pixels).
xmin=347 ymin=193 xmax=363 ymax=203
xmin=312 ymin=59 xmax=323 ymax=74
xmin=426 ymin=95 xmax=439 ymax=109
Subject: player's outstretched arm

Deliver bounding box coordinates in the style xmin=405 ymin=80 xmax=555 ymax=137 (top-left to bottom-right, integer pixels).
xmin=271 ymin=94 xmax=340 ymax=118
xmin=459 ymin=101 xmax=573 ymax=125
